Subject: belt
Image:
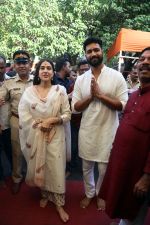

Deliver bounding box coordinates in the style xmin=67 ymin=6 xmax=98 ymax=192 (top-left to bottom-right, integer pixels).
xmin=11 ymin=112 xmax=19 ymax=118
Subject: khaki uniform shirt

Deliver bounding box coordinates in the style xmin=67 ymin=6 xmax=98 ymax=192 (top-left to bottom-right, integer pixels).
xmin=0 ymin=101 xmax=10 ymax=130
xmin=0 ymin=74 xmax=33 ymax=116
xmin=0 ymin=78 xmax=11 ymax=130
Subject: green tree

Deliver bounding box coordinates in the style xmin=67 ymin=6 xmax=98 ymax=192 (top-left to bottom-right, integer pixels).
xmin=0 ymin=0 xmax=149 ymax=62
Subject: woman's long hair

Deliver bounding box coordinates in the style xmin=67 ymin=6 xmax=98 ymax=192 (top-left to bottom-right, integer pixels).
xmin=33 ymin=59 xmax=55 ymax=85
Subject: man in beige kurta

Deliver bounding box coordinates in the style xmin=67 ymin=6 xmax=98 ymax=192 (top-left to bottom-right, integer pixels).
xmin=72 ymin=37 xmax=128 ymax=209
xmin=0 ymin=50 xmax=33 ymax=194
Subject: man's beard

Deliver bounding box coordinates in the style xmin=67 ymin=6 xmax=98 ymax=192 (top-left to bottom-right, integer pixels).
xmin=87 ymin=56 xmax=103 ymax=67
xmin=139 ymin=64 xmax=150 ymax=84
xmin=139 ymin=76 xmax=150 ymax=84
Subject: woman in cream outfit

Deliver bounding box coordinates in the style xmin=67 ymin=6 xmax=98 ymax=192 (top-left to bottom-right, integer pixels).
xmin=18 ymin=59 xmax=71 ymax=222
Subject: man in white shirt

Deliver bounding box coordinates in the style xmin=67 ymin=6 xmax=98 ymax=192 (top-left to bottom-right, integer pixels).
xmin=72 ymin=37 xmax=128 ymax=210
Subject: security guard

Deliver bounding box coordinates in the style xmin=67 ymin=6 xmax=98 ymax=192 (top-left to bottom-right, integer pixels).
xmin=0 ymin=50 xmax=33 ymax=194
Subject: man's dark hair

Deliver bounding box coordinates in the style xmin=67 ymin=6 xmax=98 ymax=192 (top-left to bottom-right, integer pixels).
xmin=55 ymin=58 xmax=69 ymax=72
xmin=140 ymin=47 xmax=150 ymax=55
xmin=13 ymin=50 xmax=30 ymax=59
xmin=0 ymin=55 xmax=6 ymax=64
xmin=83 ymin=37 xmax=102 ymax=51
xmin=78 ymin=59 xmax=89 ymax=68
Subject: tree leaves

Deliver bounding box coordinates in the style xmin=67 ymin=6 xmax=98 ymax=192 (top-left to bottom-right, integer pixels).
xmin=0 ymin=0 xmax=149 ymax=61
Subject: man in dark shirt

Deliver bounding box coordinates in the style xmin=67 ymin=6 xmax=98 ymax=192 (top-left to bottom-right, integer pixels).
xmin=70 ymin=59 xmax=90 ymax=172
xmin=53 ymin=58 xmax=72 ymax=94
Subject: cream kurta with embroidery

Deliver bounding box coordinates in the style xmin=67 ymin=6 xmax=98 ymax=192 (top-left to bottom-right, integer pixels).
xmin=18 ymin=85 xmax=71 ymax=193
xmin=72 ymin=65 xmax=128 ymax=163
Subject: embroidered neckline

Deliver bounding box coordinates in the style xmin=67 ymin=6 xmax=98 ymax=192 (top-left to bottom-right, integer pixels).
xmin=33 ymin=86 xmax=52 ymax=102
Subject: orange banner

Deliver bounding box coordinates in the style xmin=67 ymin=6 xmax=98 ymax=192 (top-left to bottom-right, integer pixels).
xmin=107 ymin=28 xmax=150 ymax=61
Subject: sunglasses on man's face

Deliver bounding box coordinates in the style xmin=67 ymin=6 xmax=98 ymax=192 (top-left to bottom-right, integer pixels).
xmin=16 ymin=61 xmax=29 ymax=65
xmin=14 ymin=57 xmax=29 ymax=65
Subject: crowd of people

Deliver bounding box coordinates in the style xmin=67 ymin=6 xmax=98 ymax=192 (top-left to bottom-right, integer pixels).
xmin=0 ymin=37 xmax=150 ymax=225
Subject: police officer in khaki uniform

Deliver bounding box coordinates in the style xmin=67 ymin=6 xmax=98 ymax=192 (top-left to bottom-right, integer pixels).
xmin=0 ymin=50 xmax=33 ymax=194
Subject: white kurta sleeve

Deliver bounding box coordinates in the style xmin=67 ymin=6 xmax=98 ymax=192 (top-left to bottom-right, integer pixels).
xmin=71 ymin=77 xmax=83 ymax=113
xmin=115 ymin=72 xmax=128 ymax=110
xmin=60 ymin=86 xmax=71 ymax=123
xmin=59 ymin=86 xmax=71 ymax=161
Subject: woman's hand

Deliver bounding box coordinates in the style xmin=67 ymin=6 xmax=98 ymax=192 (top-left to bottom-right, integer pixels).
xmin=39 ymin=119 xmax=53 ymax=133
xmin=33 ymin=117 xmax=62 ymax=132
xmin=40 ymin=124 xmax=53 ymax=132
xmin=39 ymin=117 xmax=61 ymax=132
xmin=0 ymin=98 xmax=5 ymax=107
xmin=32 ymin=119 xmax=42 ymax=129
xmin=44 ymin=117 xmax=59 ymax=125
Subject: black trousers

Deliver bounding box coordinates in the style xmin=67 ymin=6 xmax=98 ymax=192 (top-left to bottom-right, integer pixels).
xmin=0 ymin=128 xmax=12 ymax=180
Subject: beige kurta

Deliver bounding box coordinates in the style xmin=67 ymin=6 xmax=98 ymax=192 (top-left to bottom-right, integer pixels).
xmin=0 ymin=82 xmax=10 ymax=130
xmin=18 ymin=85 xmax=71 ymax=194
xmin=72 ymin=65 xmax=128 ymax=163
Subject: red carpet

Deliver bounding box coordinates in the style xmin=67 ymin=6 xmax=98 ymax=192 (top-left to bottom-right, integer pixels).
xmin=0 ymin=180 xmax=150 ymax=225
